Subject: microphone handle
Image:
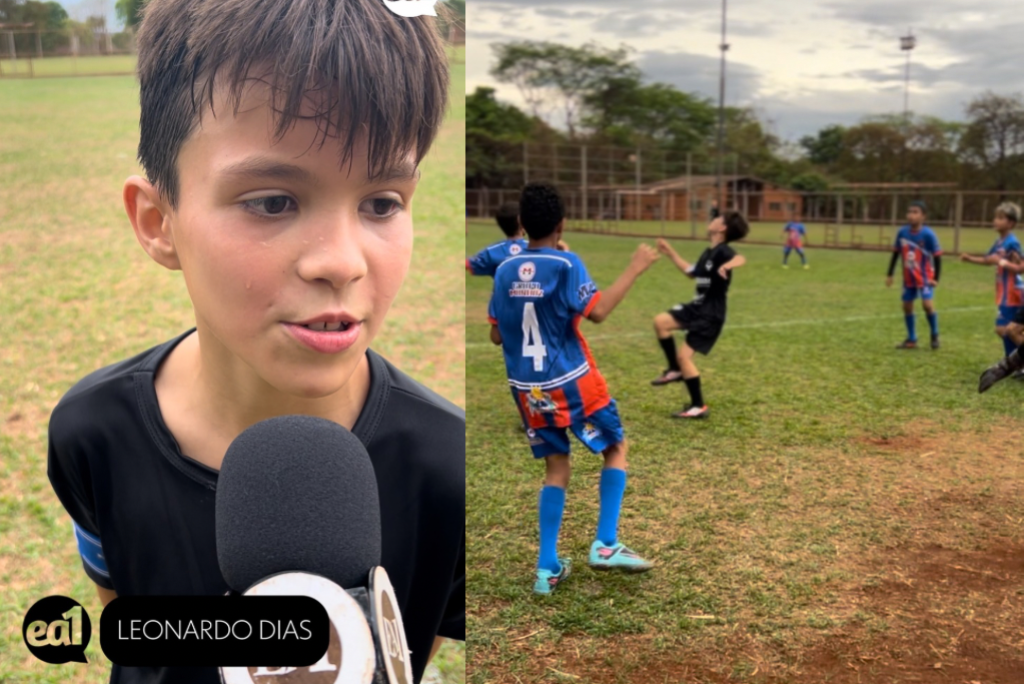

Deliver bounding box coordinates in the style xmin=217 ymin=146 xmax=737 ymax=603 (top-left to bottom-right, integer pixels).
xmin=218 ymin=568 xmax=412 ymax=684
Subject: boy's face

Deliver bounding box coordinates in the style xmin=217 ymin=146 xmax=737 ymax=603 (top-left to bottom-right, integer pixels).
xmin=708 ymin=216 xmax=725 ymax=237
xmin=906 ymin=207 xmax=924 ymax=225
xmin=994 ymin=213 xmax=1013 ymax=232
xmin=163 ymin=84 xmax=419 ymax=397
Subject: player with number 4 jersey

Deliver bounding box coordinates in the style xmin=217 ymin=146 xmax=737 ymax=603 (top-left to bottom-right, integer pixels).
xmin=489 ymin=183 xmax=658 ymax=595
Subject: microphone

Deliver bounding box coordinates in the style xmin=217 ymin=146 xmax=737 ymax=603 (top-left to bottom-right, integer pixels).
xmin=215 ymin=415 xmax=413 ymax=684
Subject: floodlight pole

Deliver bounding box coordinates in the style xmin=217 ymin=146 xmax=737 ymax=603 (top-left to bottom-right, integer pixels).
xmin=900 ymin=29 xmax=916 ymax=182
xmin=716 ymin=0 xmax=728 ymax=210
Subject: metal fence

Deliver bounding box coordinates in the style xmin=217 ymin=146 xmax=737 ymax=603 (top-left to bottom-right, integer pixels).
xmin=466 ymin=141 xmax=1024 ymax=254
xmin=467 ymin=186 xmax=1024 ymax=255
xmin=1 ymin=23 xmax=461 ymax=77
xmin=0 ymin=29 xmax=135 ymax=78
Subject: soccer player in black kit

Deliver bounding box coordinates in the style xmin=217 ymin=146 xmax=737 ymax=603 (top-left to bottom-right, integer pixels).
xmin=649 ymin=211 xmax=750 ymax=418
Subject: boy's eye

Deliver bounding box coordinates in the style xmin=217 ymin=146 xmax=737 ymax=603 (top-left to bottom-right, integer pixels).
xmin=244 ymin=196 xmax=296 ymax=216
xmin=361 ymin=197 xmax=404 ymax=219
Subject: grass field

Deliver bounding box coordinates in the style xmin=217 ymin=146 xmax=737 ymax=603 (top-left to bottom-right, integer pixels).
xmin=0 ymin=48 xmax=465 ymax=683
xmin=562 ymin=218 xmax=1000 ymax=255
xmin=466 ymin=222 xmax=1024 ymax=683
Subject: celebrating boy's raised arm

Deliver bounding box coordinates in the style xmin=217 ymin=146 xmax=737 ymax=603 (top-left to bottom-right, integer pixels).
xmin=656 ymin=238 xmax=696 ymax=278
xmin=588 ymin=244 xmax=660 ymax=323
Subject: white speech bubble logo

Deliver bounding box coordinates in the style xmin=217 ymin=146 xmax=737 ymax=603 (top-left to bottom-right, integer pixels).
xmin=382 ymin=0 xmax=438 ymax=18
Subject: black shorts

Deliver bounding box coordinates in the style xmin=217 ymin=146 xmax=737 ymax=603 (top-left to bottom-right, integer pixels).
xmin=668 ymin=304 xmax=724 ymax=355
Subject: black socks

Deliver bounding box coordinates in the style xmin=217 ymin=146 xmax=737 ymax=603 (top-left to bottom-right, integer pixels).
xmin=659 ymin=336 xmax=680 ymax=372
xmin=685 ymin=375 xmax=704 ymax=407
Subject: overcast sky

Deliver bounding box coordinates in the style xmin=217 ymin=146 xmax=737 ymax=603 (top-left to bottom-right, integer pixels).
xmin=468 ymin=0 xmax=1024 ymax=142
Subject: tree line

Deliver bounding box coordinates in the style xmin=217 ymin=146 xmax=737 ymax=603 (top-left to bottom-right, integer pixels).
xmin=468 ymin=40 xmax=1024 ymax=193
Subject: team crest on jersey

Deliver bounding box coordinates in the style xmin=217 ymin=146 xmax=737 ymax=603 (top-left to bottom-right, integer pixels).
xmin=511 ymin=261 xmax=544 ymax=297
xmin=526 ymin=386 xmax=557 ymax=414
xmin=509 ymin=244 xmax=522 ymax=256
xmin=581 ymin=422 xmax=601 ymax=442
xmin=706 ymin=260 xmax=713 ymax=271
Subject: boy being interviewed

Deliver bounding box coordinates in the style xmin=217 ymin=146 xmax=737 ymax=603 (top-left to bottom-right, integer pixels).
xmin=488 ymin=182 xmax=658 ymax=595
xmin=45 ymin=1 xmax=463 ymax=682
xmin=650 ymin=212 xmax=749 ymax=419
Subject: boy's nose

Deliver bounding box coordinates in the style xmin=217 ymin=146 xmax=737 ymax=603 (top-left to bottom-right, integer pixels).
xmin=295 ymin=214 xmax=369 ymax=288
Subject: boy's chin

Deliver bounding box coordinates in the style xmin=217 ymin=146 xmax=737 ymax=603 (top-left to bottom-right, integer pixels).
xmin=261 ymin=362 xmax=365 ymax=401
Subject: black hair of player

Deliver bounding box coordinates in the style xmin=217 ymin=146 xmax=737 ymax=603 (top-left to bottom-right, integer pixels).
xmin=723 ymin=210 xmax=750 ymax=243
xmin=495 ymin=203 xmax=520 ymax=237
xmin=519 ymin=182 xmax=565 ymax=241
xmin=909 ymin=200 xmax=927 ymax=215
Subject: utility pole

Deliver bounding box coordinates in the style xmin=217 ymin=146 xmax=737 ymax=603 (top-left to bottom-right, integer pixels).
xmin=900 ymin=29 xmax=916 ymax=182
xmin=716 ymin=0 xmax=729 ymax=209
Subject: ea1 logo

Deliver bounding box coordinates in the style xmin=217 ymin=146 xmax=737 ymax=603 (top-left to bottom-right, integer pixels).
xmin=379 ymin=592 xmax=407 ymax=684
xmin=246 ymin=622 xmax=342 ymax=683
xmin=22 ymin=596 xmax=92 ymax=664
xmin=372 ymin=567 xmax=413 ymax=684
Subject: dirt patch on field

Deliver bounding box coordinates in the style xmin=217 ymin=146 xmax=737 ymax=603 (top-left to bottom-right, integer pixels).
xmin=799 ymin=540 xmax=1024 ymax=684
xmin=478 ymin=540 xmax=1024 ymax=684
xmin=472 ymin=422 xmax=1024 ymax=683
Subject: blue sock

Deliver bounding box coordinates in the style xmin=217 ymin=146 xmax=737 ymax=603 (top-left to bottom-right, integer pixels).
xmin=782 ymin=247 xmax=790 ymax=264
xmin=905 ymin=313 xmax=917 ymax=341
xmin=538 ymin=486 xmax=566 ymax=573
xmin=1004 ymin=334 xmax=1016 ymax=356
xmin=798 ymin=249 xmax=806 ymax=264
xmin=597 ymin=468 xmax=627 ymax=546
xmin=927 ymin=312 xmax=938 ymax=337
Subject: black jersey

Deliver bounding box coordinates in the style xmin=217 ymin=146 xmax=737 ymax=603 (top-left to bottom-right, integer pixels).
xmin=47 ymin=330 xmax=465 ymax=684
xmin=687 ymin=243 xmax=737 ymax=320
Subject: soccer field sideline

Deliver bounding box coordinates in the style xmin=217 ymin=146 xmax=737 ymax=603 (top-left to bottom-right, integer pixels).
xmin=466 ymin=305 xmax=992 ymax=349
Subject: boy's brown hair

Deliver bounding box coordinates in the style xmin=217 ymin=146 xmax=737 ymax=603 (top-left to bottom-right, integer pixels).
xmin=135 ymin=0 xmax=450 ymax=207
xmin=723 ymin=210 xmax=749 ymax=243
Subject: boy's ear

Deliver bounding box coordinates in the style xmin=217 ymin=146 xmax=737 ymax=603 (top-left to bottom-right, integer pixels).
xmin=123 ymin=176 xmax=180 ymax=271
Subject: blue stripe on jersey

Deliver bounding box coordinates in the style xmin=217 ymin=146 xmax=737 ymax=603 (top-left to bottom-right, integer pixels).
xmin=73 ymin=520 xmax=110 ymax=577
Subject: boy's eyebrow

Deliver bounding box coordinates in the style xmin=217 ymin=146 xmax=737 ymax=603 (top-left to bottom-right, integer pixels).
xmin=219 ymin=157 xmax=319 ymax=186
xmin=218 ymin=157 xmax=419 ymax=184
xmin=377 ymin=161 xmax=421 ymax=183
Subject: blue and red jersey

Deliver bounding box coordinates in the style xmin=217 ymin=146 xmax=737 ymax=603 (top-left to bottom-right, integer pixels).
xmin=893 ymin=226 xmax=942 ymax=288
xmin=488 ymin=248 xmax=611 ymax=428
xmin=783 ymin=222 xmax=805 ymax=248
xmin=466 ymin=238 xmax=529 ymax=277
xmin=988 ymin=233 xmax=1024 ymax=307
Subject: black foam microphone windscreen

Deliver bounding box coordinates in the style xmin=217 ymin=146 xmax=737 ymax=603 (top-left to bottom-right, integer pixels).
xmin=215 ymin=415 xmax=381 ymax=592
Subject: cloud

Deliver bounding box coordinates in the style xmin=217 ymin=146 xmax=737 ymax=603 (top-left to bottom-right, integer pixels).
xmin=533 ymin=8 xmax=602 ymax=20
xmin=820 ymin=0 xmax=981 ymax=28
xmin=639 ymin=50 xmax=763 ymax=105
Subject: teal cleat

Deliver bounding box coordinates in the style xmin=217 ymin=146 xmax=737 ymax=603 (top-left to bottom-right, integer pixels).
xmin=533 ymin=558 xmax=572 ymax=595
xmin=588 ymin=541 xmax=653 ymax=573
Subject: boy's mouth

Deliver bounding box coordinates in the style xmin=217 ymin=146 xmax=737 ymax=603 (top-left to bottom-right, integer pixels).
xmin=299 ymin=321 xmax=352 ymax=332
xmin=283 ymin=315 xmax=362 ymax=354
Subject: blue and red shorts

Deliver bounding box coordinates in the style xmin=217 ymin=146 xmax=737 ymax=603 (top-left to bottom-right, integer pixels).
xmin=522 ymin=399 xmax=625 ymax=459
xmin=902 ymin=285 xmax=934 ymax=302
